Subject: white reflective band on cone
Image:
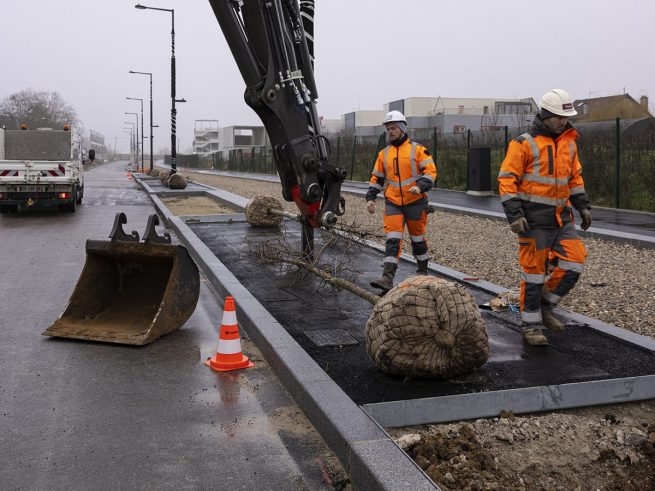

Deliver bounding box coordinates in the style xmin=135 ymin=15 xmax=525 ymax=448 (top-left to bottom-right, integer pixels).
xmin=218 ymin=338 xmax=243 ymax=354
xmin=221 ymin=310 xmax=237 ymax=325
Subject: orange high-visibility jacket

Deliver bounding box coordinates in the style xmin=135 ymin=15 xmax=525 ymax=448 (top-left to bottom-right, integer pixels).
xmin=498 ymin=124 xmax=589 ymax=227
xmin=368 ymin=139 xmax=437 ymax=206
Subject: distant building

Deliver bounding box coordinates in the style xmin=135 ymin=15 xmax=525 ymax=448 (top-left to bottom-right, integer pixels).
xmin=339 ymin=96 xmax=538 ymax=138
xmin=319 ymin=117 xmax=344 ymax=135
xmin=215 ymin=125 xmax=268 ymax=157
xmin=193 ymin=120 xmax=220 ymax=155
xmin=86 ymin=129 xmax=107 ymax=160
xmin=572 ymin=94 xmax=652 ymax=123
xmin=340 ymin=110 xmax=386 ymax=138
xmin=384 ymin=96 xmax=538 ymax=135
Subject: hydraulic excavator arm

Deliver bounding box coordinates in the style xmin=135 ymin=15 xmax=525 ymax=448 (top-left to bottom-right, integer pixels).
xmin=207 ymin=0 xmax=346 ymax=229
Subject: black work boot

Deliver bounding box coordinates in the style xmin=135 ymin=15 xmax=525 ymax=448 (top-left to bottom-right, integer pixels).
xmin=416 ymin=259 xmax=429 ymax=275
xmin=370 ymin=263 xmax=397 ymax=293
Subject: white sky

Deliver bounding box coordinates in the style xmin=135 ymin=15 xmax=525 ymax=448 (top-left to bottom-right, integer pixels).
xmin=1 ymin=0 xmax=652 ymax=152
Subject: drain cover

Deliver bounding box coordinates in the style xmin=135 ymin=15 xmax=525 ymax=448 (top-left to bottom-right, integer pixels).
xmin=305 ymin=329 xmax=359 ymax=347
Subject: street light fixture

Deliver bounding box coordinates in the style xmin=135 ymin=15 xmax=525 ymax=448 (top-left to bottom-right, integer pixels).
xmin=135 ymin=3 xmax=186 ymax=175
xmin=127 ymin=97 xmax=145 ymax=173
xmin=129 ymin=70 xmax=154 ymax=172
xmin=125 ymin=112 xmax=139 ymax=166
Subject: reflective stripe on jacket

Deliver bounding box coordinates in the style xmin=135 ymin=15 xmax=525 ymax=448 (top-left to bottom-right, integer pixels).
xmin=498 ymin=123 xmax=588 ymax=227
xmin=368 ymin=140 xmax=437 ymax=206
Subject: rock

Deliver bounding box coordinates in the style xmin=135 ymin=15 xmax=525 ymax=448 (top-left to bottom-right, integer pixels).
xmin=395 ymin=433 xmax=421 ymax=450
xmin=623 ymin=429 xmax=647 ymax=447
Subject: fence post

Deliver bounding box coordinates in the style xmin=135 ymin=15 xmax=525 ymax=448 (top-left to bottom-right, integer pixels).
xmin=615 ymin=117 xmax=621 ymax=209
xmin=350 ymin=136 xmax=356 ymax=180
xmin=504 ymin=126 xmax=509 ymax=156
xmin=258 ymin=146 xmax=262 ymax=173
xmin=335 ymin=136 xmax=341 ymax=167
xmin=466 ymin=129 xmax=472 ymax=191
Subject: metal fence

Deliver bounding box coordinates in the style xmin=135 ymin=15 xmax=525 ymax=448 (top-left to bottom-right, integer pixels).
xmin=189 ymin=117 xmax=655 ymax=213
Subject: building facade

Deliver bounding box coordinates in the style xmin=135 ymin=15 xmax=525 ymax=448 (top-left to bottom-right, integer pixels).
xmin=193 ymin=120 xmax=220 ymax=155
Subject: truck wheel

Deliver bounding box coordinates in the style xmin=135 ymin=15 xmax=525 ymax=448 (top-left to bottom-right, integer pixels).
xmin=76 ymin=188 xmax=83 ymax=204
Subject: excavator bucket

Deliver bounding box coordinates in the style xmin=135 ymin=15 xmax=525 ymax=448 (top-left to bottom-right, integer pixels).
xmin=43 ymin=213 xmax=200 ymax=345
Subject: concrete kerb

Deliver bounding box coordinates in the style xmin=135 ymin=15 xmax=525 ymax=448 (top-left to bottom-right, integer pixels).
xmin=134 ymin=175 xmax=439 ymax=490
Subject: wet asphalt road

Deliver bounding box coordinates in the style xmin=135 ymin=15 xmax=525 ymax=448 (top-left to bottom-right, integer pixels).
xmin=0 ymin=161 xmax=342 ymax=490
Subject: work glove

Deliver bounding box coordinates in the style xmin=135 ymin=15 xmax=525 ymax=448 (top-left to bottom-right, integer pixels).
xmin=579 ymin=209 xmax=592 ymax=230
xmin=408 ymin=186 xmax=421 ymax=195
xmin=510 ymin=217 xmax=529 ymax=235
xmin=366 ymin=200 xmax=376 ymax=214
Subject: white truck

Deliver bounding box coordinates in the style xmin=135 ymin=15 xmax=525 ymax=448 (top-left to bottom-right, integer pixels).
xmin=0 ymin=127 xmax=86 ymax=213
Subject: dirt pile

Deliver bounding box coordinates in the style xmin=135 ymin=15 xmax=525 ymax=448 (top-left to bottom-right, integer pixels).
xmin=396 ymin=406 xmax=655 ymax=490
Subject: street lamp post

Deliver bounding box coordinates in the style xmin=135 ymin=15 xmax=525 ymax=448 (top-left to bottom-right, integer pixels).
xmin=125 ymin=112 xmax=139 ymax=167
xmin=127 ymin=97 xmax=144 ymax=173
xmin=129 ymin=70 xmax=154 ymax=172
xmin=123 ymin=126 xmax=134 ymax=159
xmin=135 ymin=4 xmax=187 ymax=175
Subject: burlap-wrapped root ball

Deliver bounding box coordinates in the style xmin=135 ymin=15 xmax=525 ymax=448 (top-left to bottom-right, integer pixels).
xmin=159 ymin=170 xmax=170 ymax=184
xmin=366 ymin=276 xmax=489 ymax=378
xmin=149 ymin=168 xmax=160 ymax=177
xmin=245 ymin=195 xmax=284 ymax=227
xmin=167 ymin=173 xmax=188 ymax=189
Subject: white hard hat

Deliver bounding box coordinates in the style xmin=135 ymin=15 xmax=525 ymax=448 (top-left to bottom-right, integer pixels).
xmin=383 ymin=110 xmax=407 ymax=125
xmin=540 ymin=89 xmax=577 ymax=117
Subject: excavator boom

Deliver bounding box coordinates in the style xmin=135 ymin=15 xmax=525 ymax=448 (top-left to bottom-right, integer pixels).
xmin=207 ymin=0 xmax=345 ymax=229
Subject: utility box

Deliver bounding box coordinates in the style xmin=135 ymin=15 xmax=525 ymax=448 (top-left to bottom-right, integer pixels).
xmin=467 ymin=146 xmax=492 ymax=196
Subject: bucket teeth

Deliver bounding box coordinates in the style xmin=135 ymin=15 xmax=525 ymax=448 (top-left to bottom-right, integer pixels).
xmin=109 ymin=212 xmax=140 ymax=242
xmin=143 ymin=214 xmax=171 ymax=244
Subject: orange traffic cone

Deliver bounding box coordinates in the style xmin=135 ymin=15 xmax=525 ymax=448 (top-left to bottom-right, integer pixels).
xmin=205 ymin=296 xmax=254 ymax=372
xmin=127 ymin=171 xmax=133 ymax=180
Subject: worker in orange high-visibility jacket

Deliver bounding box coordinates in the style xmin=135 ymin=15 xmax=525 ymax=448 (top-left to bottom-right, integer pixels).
xmin=366 ymin=110 xmax=438 ymax=292
xmin=498 ymin=89 xmax=592 ymax=347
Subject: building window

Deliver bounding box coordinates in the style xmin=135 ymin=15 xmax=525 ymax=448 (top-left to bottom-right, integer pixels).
xmin=453 ymin=125 xmax=467 ymax=134
xmin=234 ymin=128 xmax=253 ymax=146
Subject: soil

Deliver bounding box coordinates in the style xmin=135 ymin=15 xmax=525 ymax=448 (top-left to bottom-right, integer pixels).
xmin=159 ymin=195 xmax=238 ymax=216
xmin=391 ymin=403 xmax=655 ymax=490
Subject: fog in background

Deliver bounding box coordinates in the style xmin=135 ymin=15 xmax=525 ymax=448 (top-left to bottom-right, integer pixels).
xmin=1 ymin=0 xmax=652 ymax=153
